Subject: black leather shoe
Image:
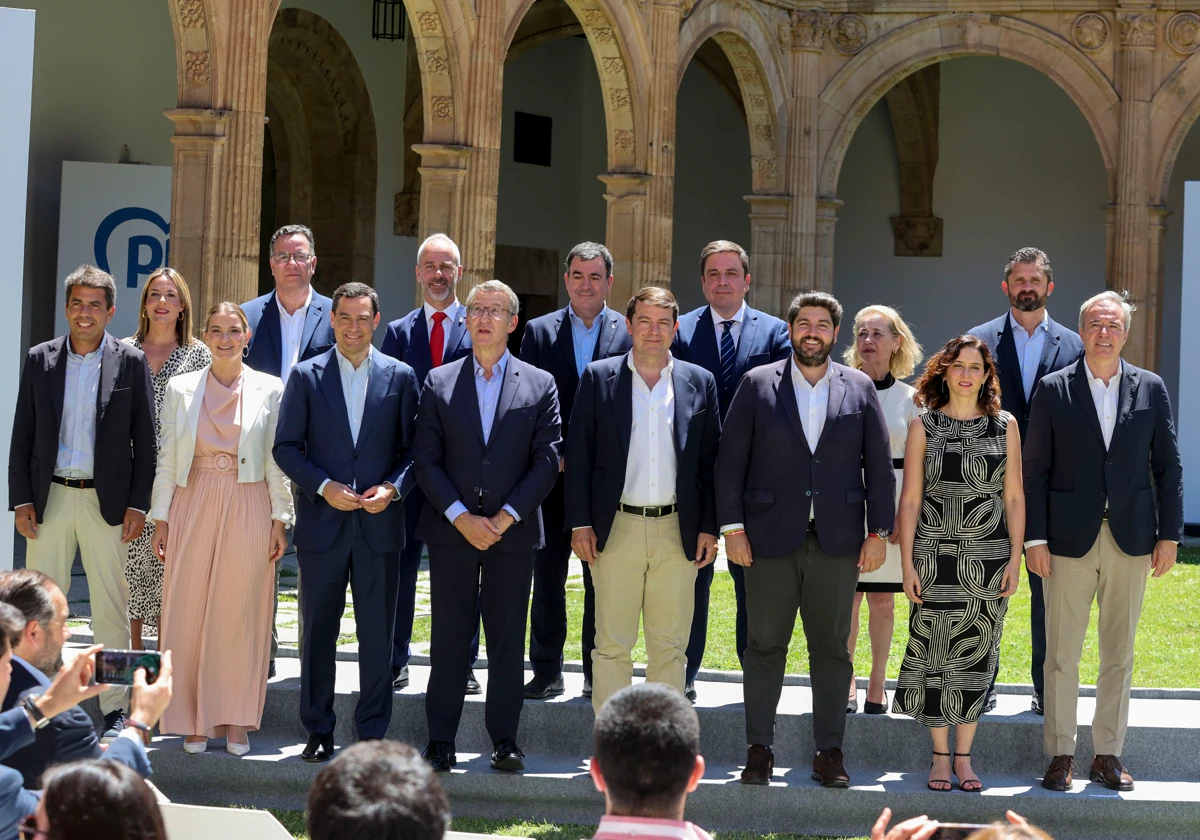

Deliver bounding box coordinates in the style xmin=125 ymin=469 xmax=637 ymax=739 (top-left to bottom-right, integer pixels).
xmin=1031 ymin=693 xmax=1044 ymax=715
xmin=582 ymin=678 xmax=592 ymax=699
xmin=268 ymin=660 xmax=276 ymax=679
xmin=685 ymin=683 xmax=697 ymax=703
xmin=524 ymin=674 xmax=564 ymax=699
xmin=490 ymin=737 xmax=525 ymax=772
xmin=465 ymin=669 xmax=482 ymax=695
xmin=982 ymin=690 xmax=998 ymax=713
xmin=423 ymin=740 xmax=457 ymax=772
xmin=302 ymin=733 xmax=334 ymax=763
xmin=392 ymin=665 xmax=410 ymax=690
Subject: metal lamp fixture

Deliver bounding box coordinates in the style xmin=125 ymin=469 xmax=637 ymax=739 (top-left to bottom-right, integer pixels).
xmin=372 ymin=0 xmax=406 ymax=40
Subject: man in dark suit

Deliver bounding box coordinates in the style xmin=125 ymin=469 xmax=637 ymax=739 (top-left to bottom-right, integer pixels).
xmin=243 ymin=223 xmax=337 ymax=675
xmin=415 ymin=280 xmax=560 ymax=774
xmin=671 ymin=240 xmax=790 ymax=700
xmin=519 ymin=242 xmax=631 ymax=701
xmin=967 ymin=247 xmax=1083 ymax=715
xmin=716 ymin=291 xmax=894 ymax=788
xmin=566 ymin=287 xmax=720 ymax=712
xmin=274 ymin=283 xmax=421 ymax=762
xmin=380 ymin=233 xmax=477 ymax=695
xmin=1024 ymin=291 xmax=1182 ymax=793
xmin=0 ymin=570 xmax=100 ymax=787
xmin=9 ymin=265 xmax=155 ymax=737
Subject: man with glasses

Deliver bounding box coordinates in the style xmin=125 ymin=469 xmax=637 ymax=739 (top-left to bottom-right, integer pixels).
xmin=381 ymin=234 xmax=479 ymax=696
xmin=414 ymin=281 xmax=561 ymax=774
xmin=242 ymin=224 xmax=337 ymax=677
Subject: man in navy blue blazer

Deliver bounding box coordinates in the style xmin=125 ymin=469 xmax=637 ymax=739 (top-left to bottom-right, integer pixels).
xmin=519 ymin=242 xmax=631 ymax=701
xmin=274 ymin=283 xmax=421 ymax=762
xmin=670 ymin=240 xmax=790 ymax=700
xmin=414 ymin=281 xmax=561 ymax=774
xmin=242 ymin=224 xmax=337 ymax=675
xmin=967 ymin=247 xmax=1082 ymax=715
xmin=379 ymin=233 xmax=476 ymax=695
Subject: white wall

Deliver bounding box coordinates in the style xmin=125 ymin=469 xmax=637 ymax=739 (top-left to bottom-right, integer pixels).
xmin=1157 ymin=109 xmax=1200 ymax=409
xmin=834 ymin=57 xmax=1109 ymax=365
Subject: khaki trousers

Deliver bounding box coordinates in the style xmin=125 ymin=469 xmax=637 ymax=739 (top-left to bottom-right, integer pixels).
xmin=25 ymin=484 xmax=131 ymax=714
xmin=590 ymin=511 xmax=697 ymax=713
xmin=1043 ymin=521 xmax=1149 ymax=757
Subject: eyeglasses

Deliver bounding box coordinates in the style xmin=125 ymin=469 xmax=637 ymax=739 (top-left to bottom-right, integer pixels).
xmin=467 ymin=305 xmax=512 ymax=321
xmin=19 ymin=816 xmax=45 ymax=839
xmin=271 ymin=252 xmax=313 ymax=264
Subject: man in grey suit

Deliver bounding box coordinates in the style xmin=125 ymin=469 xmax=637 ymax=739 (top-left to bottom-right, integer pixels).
xmin=715 ymin=291 xmax=894 ymax=788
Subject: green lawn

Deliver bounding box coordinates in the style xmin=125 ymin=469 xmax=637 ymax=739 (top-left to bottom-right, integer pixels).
xmin=409 ymin=546 xmax=1200 ymax=687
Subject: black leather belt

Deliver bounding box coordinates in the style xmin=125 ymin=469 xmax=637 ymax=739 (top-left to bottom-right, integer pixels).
xmin=619 ymin=503 xmax=676 ymax=518
xmin=52 ymin=476 xmax=95 ymax=489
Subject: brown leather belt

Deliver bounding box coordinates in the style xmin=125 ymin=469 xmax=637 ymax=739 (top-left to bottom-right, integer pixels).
xmin=52 ymin=476 xmax=95 ymax=489
xmin=619 ymin=503 xmax=676 ymax=518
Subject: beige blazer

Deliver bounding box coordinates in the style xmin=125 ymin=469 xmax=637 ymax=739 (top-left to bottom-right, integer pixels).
xmin=150 ymin=366 xmax=294 ymax=525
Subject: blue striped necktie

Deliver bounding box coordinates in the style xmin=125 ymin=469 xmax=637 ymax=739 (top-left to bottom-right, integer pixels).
xmin=719 ymin=320 xmax=737 ymax=399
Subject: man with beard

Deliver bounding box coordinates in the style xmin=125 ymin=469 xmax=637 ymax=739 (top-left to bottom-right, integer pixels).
xmin=0 ymin=570 xmax=101 ymax=787
xmin=968 ymin=247 xmax=1082 ymax=715
xmin=716 ymin=291 xmax=894 ymax=788
xmin=380 ymin=234 xmax=479 ymax=696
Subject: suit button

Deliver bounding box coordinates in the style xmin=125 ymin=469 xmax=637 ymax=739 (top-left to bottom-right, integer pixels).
xmin=1098 ymin=491 xmax=1105 ymax=499
xmin=474 ymin=487 xmax=481 ymax=494
xmin=483 ymin=460 xmax=490 ymax=466
xmin=805 ymin=490 xmax=812 ymax=497
xmin=814 ymin=459 xmax=821 ymax=465
xmin=240 ymin=458 xmax=246 ymax=464
xmin=1106 ymin=462 xmax=1113 ymax=467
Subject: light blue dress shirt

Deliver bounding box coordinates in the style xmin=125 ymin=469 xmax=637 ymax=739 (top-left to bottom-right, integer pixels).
xmin=55 ymin=338 xmax=104 ymax=479
xmin=316 ymin=347 xmax=372 ymax=496
xmin=569 ymin=305 xmax=605 ymax=378
xmin=1009 ymin=311 xmax=1048 ymax=402
xmin=444 ymin=351 xmax=521 ymax=526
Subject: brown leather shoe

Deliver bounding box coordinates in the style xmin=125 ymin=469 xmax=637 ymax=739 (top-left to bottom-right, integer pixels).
xmin=1090 ymin=755 xmax=1134 ymax=791
xmin=740 ymin=744 xmax=773 ymax=785
xmin=811 ymin=748 xmax=850 ymax=788
xmin=1042 ymin=755 xmax=1075 ymax=791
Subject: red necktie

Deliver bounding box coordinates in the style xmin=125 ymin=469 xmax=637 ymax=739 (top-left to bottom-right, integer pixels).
xmin=430 ymin=311 xmax=447 ymax=368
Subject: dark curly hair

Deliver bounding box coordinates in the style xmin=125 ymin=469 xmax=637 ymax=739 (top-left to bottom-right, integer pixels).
xmin=915 ymin=334 xmax=1002 ymax=415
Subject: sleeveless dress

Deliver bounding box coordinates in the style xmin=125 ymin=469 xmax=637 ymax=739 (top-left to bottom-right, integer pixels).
xmin=891 ymin=410 xmax=1013 ymax=726
xmin=159 ymin=372 xmax=274 ymax=736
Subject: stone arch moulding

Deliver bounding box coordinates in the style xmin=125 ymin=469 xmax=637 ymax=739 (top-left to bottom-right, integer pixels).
xmin=817 ymin=13 xmax=1119 ymax=201
xmin=1149 ymin=46 xmax=1200 ymax=205
xmin=503 ymin=0 xmax=648 ymax=172
xmin=266 ymin=8 xmax=378 ymax=292
xmin=677 ymin=9 xmax=788 ymax=195
xmin=168 ymin=0 xmax=216 ymax=108
xmin=403 ymin=0 xmax=467 ymax=144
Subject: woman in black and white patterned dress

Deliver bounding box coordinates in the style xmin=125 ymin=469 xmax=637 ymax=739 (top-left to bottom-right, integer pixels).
xmin=122 ymin=268 xmax=210 ymax=648
xmin=892 ymin=335 xmax=1024 ymax=794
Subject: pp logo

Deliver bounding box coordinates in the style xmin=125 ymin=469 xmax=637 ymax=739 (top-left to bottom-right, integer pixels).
xmin=93 ymin=207 xmax=171 ymax=288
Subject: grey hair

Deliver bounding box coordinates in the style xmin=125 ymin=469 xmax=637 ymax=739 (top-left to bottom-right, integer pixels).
xmin=1079 ymin=290 xmax=1135 ymax=332
xmin=565 ymin=241 xmax=613 ymax=278
xmin=270 ymin=224 xmax=316 ymax=254
xmin=64 ymin=265 xmax=117 ymax=310
xmin=466 ymin=280 xmax=519 ymax=317
xmin=1003 ymin=247 xmax=1052 ymax=283
xmin=417 ymin=233 xmax=461 ymax=267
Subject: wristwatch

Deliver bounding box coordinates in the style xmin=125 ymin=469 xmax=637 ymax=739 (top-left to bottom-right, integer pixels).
xmin=870 ymin=529 xmax=892 ymax=540
xmin=21 ymin=695 xmax=50 ymax=730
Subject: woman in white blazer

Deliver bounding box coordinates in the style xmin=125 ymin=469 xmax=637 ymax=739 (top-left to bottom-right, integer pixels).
xmin=151 ymin=301 xmax=293 ymax=756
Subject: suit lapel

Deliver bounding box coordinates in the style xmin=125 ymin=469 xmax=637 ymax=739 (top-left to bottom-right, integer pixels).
xmin=733 ymin=308 xmax=759 ymax=374
xmin=258 ymin=293 xmax=283 ymax=367
xmin=614 ymin=362 xmax=633 ymax=460
xmin=671 ymin=364 xmax=695 ymax=455
xmin=553 ymin=309 xmax=577 ymax=382
xmin=1035 ymin=318 xmax=1064 ymax=384
xmin=355 ymin=354 xmax=394 ymax=451
xmin=184 ymin=369 xmax=208 ymax=441
xmin=96 ymin=334 xmax=120 ymax=422
xmin=456 ymin=357 xmax=486 ymax=446
xmin=693 ymin=308 xmax=720 ymax=371
xmin=410 ymin=311 xmax=434 ymax=375
xmin=815 ymin=367 xmax=846 ymax=454
xmin=317 ymin=355 xmax=356 ymax=449
xmin=997 ymin=317 xmax=1026 ymax=413
xmin=595 ymin=309 xmax=621 ymax=360
xmin=238 ymin=371 xmax=265 ymax=450
xmin=489 ymin=357 xmax=523 ymax=448
xmin=444 ymin=308 xmax=469 ymax=361
xmin=1068 ymin=359 xmax=1105 ymax=447
xmin=49 ymin=337 xmax=67 ymax=433
xmin=300 ymin=294 xmax=326 ymax=359
xmin=1110 ymin=362 xmax=1139 ymax=451
xmin=778 ymin=359 xmax=809 ymax=453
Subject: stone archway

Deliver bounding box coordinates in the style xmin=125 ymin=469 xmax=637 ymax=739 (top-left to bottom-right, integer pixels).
xmin=1151 ymin=48 xmax=1200 ymax=206
xmin=264 ymin=9 xmax=378 ymax=295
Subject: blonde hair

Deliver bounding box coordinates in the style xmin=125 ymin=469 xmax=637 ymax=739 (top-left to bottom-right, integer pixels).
xmin=204 ymin=301 xmax=250 ymax=333
xmin=136 ymin=267 xmax=198 ymax=346
xmin=842 ymin=304 xmax=923 ymax=380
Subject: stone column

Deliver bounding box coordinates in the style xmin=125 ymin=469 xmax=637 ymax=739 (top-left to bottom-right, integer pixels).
xmin=413 ymin=143 xmax=470 ymax=306
xmin=1111 ymin=10 xmax=1158 ymax=368
xmin=600 ymin=173 xmax=651 ymax=307
xmin=744 ymin=194 xmax=790 ymax=315
xmin=165 ymin=109 xmax=228 ymax=317
xmin=814 ymin=197 xmax=843 ymax=295
xmin=782 ymin=10 xmax=829 ymax=305
xmin=642 ymin=0 xmax=684 ymax=287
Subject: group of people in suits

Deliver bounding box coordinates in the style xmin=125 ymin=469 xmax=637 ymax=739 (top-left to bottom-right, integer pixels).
xmin=5 ymin=230 xmax=1182 ymax=798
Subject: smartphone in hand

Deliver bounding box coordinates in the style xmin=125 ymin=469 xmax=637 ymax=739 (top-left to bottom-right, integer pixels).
xmin=94 ymin=650 xmax=161 ymax=686
xmin=931 ymin=825 xmax=990 ymax=840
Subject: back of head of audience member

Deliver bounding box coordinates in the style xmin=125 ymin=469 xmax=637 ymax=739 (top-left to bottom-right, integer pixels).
xmin=39 ymin=759 xmax=166 ymax=840
xmin=307 ymin=741 xmax=451 ymax=840
xmin=591 ymin=683 xmax=705 ymax=820
xmin=0 ymin=569 xmax=69 ymax=676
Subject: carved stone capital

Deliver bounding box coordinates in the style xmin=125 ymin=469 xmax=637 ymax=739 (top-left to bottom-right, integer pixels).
xmin=891 ymin=216 xmax=944 ymax=257
xmin=1072 ymin=13 xmax=1110 ymax=52
xmin=831 ymin=14 xmax=869 ymax=55
xmin=788 ymin=10 xmax=830 ymax=52
xmin=1166 ymin=13 xmax=1200 ymax=54
xmin=1116 ymin=11 xmax=1157 ymax=48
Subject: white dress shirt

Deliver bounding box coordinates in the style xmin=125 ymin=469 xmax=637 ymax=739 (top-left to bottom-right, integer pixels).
xmin=424 ymin=299 xmax=464 ymax=357
xmin=55 ymin=339 xmax=104 ymax=479
xmin=621 ymin=354 xmax=677 ymax=507
xmin=711 ymin=301 xmax=747 ymax=349
xmin=317 ymin=347 xmax=372 ymax=496
xmin=278 ymin=286 xmax=313 ymax=384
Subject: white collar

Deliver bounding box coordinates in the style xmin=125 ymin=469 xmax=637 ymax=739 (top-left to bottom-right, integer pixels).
xmin=711 ymin=301 xmax=747 ymax=326
xmin=791 ymin=357 xmax=834 ymax=389
xmin=424 ymin=299 xmax=461 ymax=322
xmin=1084 ymin=358 xmax=1121 ymax=388
xmin=277 ymin=287 xmax=314 ymax=319
xmin=627 ymin=352 xmax=673 ymax=380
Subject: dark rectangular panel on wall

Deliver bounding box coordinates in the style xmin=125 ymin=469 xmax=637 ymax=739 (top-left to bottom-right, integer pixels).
xmin=495 ymin=244 xmax=559 ymax=354
xmin=513 ymin=112 xmax=553 ymax=167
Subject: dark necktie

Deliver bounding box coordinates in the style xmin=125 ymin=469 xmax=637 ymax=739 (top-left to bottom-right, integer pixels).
xmin=430 ymin=311 xmax=447 ymax=368
xmin=719 ymin=320 xmax=737 ymax=400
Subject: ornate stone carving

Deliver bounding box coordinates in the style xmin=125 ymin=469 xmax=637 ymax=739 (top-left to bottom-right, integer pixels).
xmin=1072 ymin=13 xmax=1109 ymax=52
xmin=891 ymin=217 xmax=943 ymax=257
xmin=610 ymin=87 xmax=632 ymax=110
xmin=754 ymin=123 xmax=774 ymax=141
xmin=777 ymin=21 xmax=791 ymax=52
xmin=788 ymin=10 xmax=830 ymax=51
xmin=417 ymin=11 xmax=443 ymax=35
xmin=593 ymin=28 xmax=614 ymax=44
xmin=430 ymin=96 xmax=454 ymax=123
xmin=602 ymin=56 xmax=625 ymax=76
xmin=178 ymin=0 xmax=206 ymax=29
xmin=741 ymin=70 xmax=761 ymax=84
xmin=832 ymin=14 xmax=868 ymax=55
xmin=1166 ymin=13 xmax=1200 ymax=54
xmin=748 ymin=94 xmax=768 ymax=112
xmin=614 ymin=129 xmax=635 ymax=153
xmin=185 ymin=50 xmax=210 ymax=84
xmin=424 ymin=50 xmax=449 ymax=74
xmin=752 ymin=156 xmax=778 ymax=179
xmin=731 ymin=52 xmax=756 ymax=68
xmin=1117 ymin=11 xmax=1156 ymax=47
xmin=580 ymin=8 xmax=607 ymax=25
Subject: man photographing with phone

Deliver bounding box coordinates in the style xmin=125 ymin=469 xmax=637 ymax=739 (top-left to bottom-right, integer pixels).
xmin=869 ymin=808 xmax=1049 ymax=840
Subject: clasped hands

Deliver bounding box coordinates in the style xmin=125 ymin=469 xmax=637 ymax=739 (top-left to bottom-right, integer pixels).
xmin=322 ymin=481 xmax=395 ymax=514
xmin=454 ymin=509 xmax=516 ymax=551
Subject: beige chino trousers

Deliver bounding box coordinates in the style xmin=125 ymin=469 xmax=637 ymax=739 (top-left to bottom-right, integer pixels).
xmin=590 ymin=511 xmax=697 ymax=713
xmin=25 ymin=484 xmax=131 ymax=715
xmin=1043 ymin=520 xmax=1149 ymax=757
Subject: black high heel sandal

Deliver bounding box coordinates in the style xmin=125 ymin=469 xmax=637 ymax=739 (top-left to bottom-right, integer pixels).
xmin=928 ymin=750 xmax=952 ymax=792
xmin=953 ymin=752 xmax=984 ymax=792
